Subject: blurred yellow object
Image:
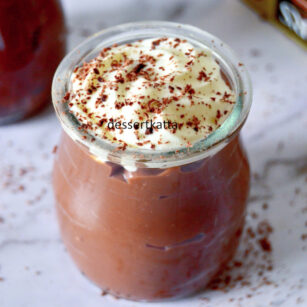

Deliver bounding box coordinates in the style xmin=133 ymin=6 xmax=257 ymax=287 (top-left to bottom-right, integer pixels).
xmin=243 ymin=0 xmax=307 ymax=49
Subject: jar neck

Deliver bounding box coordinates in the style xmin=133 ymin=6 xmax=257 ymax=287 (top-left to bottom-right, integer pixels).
xmin=52 ymin=22 xmax=252 ymax=170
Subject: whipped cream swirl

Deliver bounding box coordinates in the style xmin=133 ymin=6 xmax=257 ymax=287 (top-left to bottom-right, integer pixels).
xmin=66 ymin=37 xmax=235 ymax=150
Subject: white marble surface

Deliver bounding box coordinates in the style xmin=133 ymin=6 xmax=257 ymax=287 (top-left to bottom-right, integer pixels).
xmin=0 ymin=0 xmax=307 ymax=306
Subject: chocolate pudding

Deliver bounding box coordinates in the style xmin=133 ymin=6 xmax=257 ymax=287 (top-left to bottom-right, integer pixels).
xmin=52 ymin=22 xmax=252 ymax=301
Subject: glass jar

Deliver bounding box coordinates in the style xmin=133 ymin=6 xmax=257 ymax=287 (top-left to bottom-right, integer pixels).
xmin=0 ymin=0 xmax=66 ymax=124
xmin=52 ymin=22 xmax=252 ymax=301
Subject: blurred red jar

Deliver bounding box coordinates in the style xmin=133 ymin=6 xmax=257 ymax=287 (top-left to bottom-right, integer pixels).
xmin=0 ymin=0 xmax=66 ymax=124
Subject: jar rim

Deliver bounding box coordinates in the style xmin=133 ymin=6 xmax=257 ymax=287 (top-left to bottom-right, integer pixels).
xmin=52 ymin=21 xmax=252 ymax=170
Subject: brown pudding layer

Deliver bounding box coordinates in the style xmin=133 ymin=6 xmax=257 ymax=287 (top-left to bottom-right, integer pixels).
xmin=53 ymin=133 xmax=250 ymax=300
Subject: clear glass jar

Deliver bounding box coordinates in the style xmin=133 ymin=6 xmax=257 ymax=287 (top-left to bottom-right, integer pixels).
xmin=0 ymin=0 xmax=66 ymax=124
xmin=52 ymin=21 xmax=252 ymax=301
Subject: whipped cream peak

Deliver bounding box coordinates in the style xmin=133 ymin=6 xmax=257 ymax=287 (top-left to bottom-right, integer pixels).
xmin=65 ymin=37 xmax=235 ymax=150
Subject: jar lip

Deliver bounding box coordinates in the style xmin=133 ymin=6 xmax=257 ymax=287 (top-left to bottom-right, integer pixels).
xmin=52 ymin=21 xmax=252 ymax=170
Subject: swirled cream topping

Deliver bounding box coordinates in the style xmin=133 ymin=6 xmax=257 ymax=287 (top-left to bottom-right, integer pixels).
xmin=65 ymin=37 xmax=235 ymax=150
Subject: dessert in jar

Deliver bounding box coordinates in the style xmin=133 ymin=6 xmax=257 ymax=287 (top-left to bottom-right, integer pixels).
xmin=52 ymin=22 xmax=252 ymax=301
xmin=0 ymin=0 xmax=66 ymax=124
